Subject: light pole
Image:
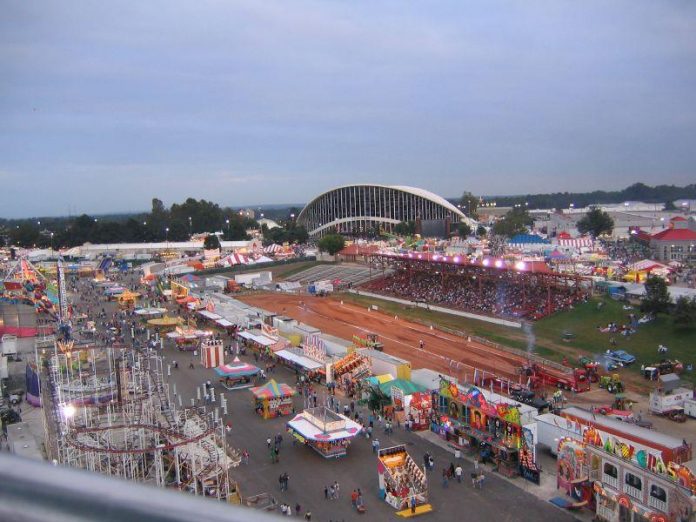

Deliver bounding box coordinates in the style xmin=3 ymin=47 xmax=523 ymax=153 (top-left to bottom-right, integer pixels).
xmin=188 ymin=217 xmax=192 ymax=237
xmin=50 ymin=232 xmax=54 ymax=253
xmin=165 ymin=227 xmax=169 ymax=247
xmin=225 ymin=219 xmax=230 ymax=237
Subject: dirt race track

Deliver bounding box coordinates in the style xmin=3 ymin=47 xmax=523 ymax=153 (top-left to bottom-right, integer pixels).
xmin=239 ymin=292 xmax=537 ymax=386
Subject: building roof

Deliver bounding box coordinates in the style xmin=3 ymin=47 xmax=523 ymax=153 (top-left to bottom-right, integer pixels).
xmin=377 ymin=378 xmax=427 ymax=397
xmin=298 ymin=184 xmax=469 ymax=222
xmin=671 ymin=216 xmax=687 ymax=222
xmin=561 ymin=407 xmax=684 ymax=449
xmin=651 ymin=228 xmax=696 ymax=241
xmin=508 ymin=234 xmax=550 ymax=245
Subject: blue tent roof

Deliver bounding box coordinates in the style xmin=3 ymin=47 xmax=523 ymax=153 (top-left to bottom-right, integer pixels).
xmin=508 ymin=234 xmax=550 ymax=245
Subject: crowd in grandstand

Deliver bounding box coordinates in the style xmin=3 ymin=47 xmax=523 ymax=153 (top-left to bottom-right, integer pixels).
xmin=364 ymin=269 xmax=584 ymax=319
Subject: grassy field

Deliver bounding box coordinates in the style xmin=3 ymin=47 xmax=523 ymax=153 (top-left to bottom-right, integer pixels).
xmin=337 ymin=292 xmax=696 ymax=384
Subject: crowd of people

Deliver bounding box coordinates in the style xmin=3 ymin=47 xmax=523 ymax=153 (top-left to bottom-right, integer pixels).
xmin=365 ymin=269 xmax=584 ymax=320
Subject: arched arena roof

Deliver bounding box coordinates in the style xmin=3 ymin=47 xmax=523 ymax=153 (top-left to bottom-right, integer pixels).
xmin=297 ymin=184 xmax=475 ymax=237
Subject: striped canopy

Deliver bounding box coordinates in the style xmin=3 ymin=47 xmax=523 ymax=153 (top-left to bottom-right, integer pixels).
xmin=250 ymin=379 xmax=297 ymax=399
xmin=215 ymin=362 xmax=261 ymax=378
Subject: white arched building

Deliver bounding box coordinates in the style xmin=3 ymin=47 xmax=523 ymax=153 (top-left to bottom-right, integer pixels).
xmin=297 ymin=184 xmax=475 ymax=238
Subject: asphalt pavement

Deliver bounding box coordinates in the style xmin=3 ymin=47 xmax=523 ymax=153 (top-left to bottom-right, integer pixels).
xmin=69 ymin=273 xmax=578 ymax=522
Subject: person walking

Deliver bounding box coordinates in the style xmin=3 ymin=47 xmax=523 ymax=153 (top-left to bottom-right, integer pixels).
xmin=442 ymin=468 xmax=449 ymax=488
xmin=351 ymin=489 xmax=358 ymax=509
xmin=455 ymin=464 xmax=463 ymax=483
xmin=410 ymin=495 xmax=417 ymax=514
xmin=324 ymin=485 xmax=329 ymax=500
xmin=333 ymin=481 xmax=340 ymax=499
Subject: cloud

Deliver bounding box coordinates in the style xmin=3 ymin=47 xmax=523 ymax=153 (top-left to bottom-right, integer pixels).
xmin=1 ymin=0 xmax=695 ymax=216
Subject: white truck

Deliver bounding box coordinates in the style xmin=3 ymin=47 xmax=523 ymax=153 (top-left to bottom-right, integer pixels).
xmin=684 ymin=399 xmax=696 ymax=419
xmin=1 ymin=335 xmax=18 ymax=358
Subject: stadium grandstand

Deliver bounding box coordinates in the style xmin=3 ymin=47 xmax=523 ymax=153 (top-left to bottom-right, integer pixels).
xmin=363 ymin=253 xmax=587 ymax=320
xmin=297 ymin=184 xmax=475 ymax=238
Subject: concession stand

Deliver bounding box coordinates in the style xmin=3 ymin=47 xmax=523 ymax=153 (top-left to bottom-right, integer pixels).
xmin=287 ymin=407 xmax=362 ymax=459
xmin=250 ymin=379 xmax=297 ymax=419
xmin=215 ymin=359 xmax=262 ymax=390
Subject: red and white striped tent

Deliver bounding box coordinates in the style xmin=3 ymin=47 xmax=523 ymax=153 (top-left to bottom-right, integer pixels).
xmin=200 ymin=339 xmax=225 ymax=368
xmin=219 ymin=253 xmax=250 ymax=266
xmin=557 ymin=237 xmax=594 ymax=249
xmin=263 ymin=244 xmax=283 ymax=254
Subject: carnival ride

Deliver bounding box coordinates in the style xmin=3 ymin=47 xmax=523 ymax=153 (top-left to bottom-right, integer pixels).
xmin=41 ymin=344 xmax=239 ymax=499
xmin=1 ymin=257 xmax=59 ymax=318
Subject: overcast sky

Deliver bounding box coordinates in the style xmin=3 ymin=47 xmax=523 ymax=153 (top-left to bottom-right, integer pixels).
xmin=1 ymin=1 xmax=695 ymax=218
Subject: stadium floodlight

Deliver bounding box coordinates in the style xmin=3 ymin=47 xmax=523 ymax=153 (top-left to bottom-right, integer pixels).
xmin=494 ymin=259 xmax=503 ymax=269
xmin=482 ymin=258 xmax=490 ymax=267
xmin=453 ymin=256 xmax=460 ymax=263
xmin=515 ymin=261 xmax=526 ymax=271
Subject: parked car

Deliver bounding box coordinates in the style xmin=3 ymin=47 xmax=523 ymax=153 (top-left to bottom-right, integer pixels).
xmin=606 ymin=350 xmax=636 ymax=366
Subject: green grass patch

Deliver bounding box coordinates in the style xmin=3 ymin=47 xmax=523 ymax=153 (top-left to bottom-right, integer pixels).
xmin=535 ymin=297 xmax=696 ymax=382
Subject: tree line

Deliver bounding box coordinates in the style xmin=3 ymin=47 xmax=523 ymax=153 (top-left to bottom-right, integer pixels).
xmin=1 ymin=198 xmax=306 ymax=248
xmin=476 ymin=182 xmax=696 ymax=211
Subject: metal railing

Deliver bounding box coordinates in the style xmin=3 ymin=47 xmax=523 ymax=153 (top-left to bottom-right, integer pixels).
xmin=624 ymin=483 xmax=642 ymax=501
xmin=0 ymin=453 xmax=279 ymax=522
xmin=602 ymin=473 xmax=619 ymax=489
xmin=648 ymin=495 xmax=668 ymax=513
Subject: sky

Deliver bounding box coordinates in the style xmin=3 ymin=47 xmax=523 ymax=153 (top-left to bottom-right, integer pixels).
xmin=1 ymin=1 xmax=695 ymax=218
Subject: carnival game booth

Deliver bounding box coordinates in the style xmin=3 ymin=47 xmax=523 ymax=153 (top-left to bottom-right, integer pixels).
xmin=434 ymin=378 xmax=538 ymax=479
xmin=331 ymin=351 xmax=371 ymax=389
xmin=250 ymin=379 xmax=297 ymax=419
xmin=287 ymin=406 xmax=363 ymax=459
xmin=215 ymin=359 xmax=262 ymax=390
xmin=377 ymin=445 xmax=431 ymax=515
xmin=236 ymin=330 xmax=279 ymax=354
xmin=274 ymin=347 xmax=325 ymax=381
xmin=404 ymin=392 xmax=434 ymax=431
xmin=200 ymin=339 xmax=225 ymax=368
xmin=167 ymin=326 xmax=213 ymax=351
xmin=374 ymin=378 xmax=427 ymax=423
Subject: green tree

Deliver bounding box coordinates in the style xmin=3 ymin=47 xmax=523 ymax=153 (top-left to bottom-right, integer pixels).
xmin=203 ymin=234 xmax=221 ymax=250
xmin=393 ymin=221 xmax=415 ymax=236
xmin=317 ymin=234 xmax=345 ymax=255
xmin=492 ymin=207 xmax=532 ymax=237
xmin=459 ymin=191 xmax=479 ymax=219
xmin=457 ymin=222 xmax=472 ymax=237
xmin=577 ymin=207 xmax=614 ymax=238
xmin=673 ymin=296 xmax=696 ymax=327
xmin=9 ymin=223 xmax=40 ymax=247
xmin=663 ymin=200 xmax=677 ymax=211
xmin=640 ymin=276 xmax=672 ymax=315
xmin=476 ymin=225 xmax=487 ymax=237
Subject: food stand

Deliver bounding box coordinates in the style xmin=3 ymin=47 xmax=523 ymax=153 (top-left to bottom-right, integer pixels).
xmin=287 ymin=406 xmax=362 ymax=459
xmin=250 ymin=379 xmax=297 ymax=419
xmin=377 ymin=445 xmax=431 ymax=514
xmin=215 ymin=359 xmax=262 ymax=390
